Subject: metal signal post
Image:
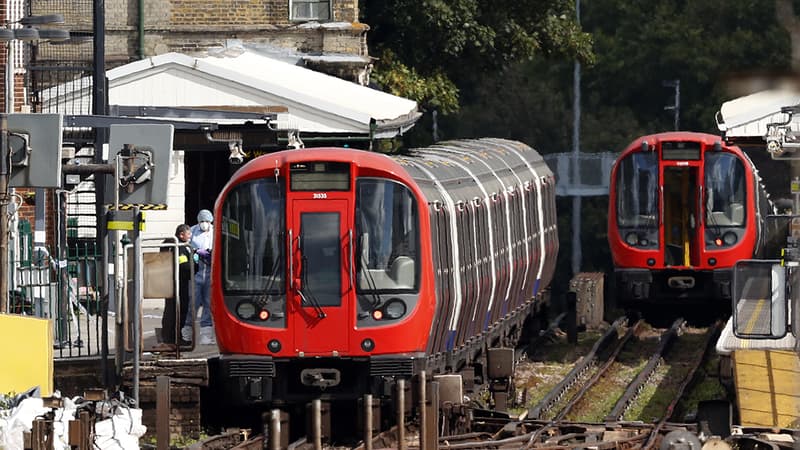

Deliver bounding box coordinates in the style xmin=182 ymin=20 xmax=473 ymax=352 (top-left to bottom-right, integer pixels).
xmin=0 ymin=114 xmax=8 ymax=312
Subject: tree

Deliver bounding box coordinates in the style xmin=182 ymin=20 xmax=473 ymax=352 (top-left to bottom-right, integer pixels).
xmin=363 ymin=0 xmax=594 ymax=114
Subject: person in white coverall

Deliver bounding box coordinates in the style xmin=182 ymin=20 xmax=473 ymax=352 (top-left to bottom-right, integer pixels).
xmin=182 ymin=209 xmax=216 ymax=345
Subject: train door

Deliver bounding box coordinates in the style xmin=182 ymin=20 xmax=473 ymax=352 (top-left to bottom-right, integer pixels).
xmin=662 ymin=165 xmax=699 ymax=267
xmin=289 ymin=199 xmax=351 ymax=354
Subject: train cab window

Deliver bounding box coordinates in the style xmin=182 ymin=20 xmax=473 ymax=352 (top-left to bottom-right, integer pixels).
xmin=221 ymin=179 xmax=286 ymax=296
xmin=704 ymin=153 xmax=746 ymax=227
xmin=355 ymin=179 xmax=419 ymax=292
xmin=616 ymin=152 xmax=658 ymax=229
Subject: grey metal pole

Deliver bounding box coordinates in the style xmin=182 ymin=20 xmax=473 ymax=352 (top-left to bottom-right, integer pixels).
xmin=0 ymin=40 xmax=13 ymax=313
xmin=397 ymin=379 xmax=406 ymax=450
xmin=674 ymin=80 xmax=680 ymax=131
xmin=269 ymin=409 xmax=281 ymax=450
xmin=418 ymin=371 xmax=427 ymax=450
xmin=5 ymin=42 xmax=13 ymax=114
xmin=312 ymin=399 xmax=322 ymax=450
xmin=571 ymin=0 xmax=582 ymax=276
xmin=132 ymin=207 xmax=142 ymax=407
xmin=0 ymin=113 xmax=8 ymax=313
xmin=364 ymin=394 xmax=373 ymax=450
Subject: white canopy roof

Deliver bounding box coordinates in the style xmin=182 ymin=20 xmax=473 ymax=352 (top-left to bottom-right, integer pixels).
xmin=716 ymin=89 xmax=800 ymax=138
xmin=42 ymin=49 xmax=421 ymax=139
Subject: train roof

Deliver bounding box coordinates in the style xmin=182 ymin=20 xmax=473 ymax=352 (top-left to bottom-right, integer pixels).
xmin=394 ymin=138 xmax=550 ymax=186
xmin=619 ymin=131 xmax=738 ymax=154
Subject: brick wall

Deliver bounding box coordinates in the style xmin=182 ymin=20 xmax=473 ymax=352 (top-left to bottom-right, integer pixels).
xmin=101 ymin=0 xmax=366 ymax=64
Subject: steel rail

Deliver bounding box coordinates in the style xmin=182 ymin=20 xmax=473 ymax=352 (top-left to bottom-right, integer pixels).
xmin=605 ymin=318 xmax=684 ymax=422
xmin=527 ymin=316 xmax=628 ymax=420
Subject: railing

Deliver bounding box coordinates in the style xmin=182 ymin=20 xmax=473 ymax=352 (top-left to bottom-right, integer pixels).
xmin=543 ymin=152 xmax=617 ymax=197
xmin=10 ymin=219 xmax=105 ymax=358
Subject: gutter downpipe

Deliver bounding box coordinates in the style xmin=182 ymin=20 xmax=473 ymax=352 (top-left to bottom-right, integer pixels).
xmin=137 ymin=0 xmax=144 ymax=59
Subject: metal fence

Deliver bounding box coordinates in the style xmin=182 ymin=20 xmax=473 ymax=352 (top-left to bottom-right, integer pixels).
xmin=543 ymin=152 xmax=617 ymax=197
xmin=10 ymin=220 xmax=104 ymax=358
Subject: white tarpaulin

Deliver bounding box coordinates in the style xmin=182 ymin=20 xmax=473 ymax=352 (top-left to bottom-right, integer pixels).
xmin=0 ymin=392 xmax=146 ymax=450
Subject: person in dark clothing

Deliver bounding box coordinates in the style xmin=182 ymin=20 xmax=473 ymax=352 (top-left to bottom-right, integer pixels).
xmin=154 ymin=224 xmax=192 ymax=351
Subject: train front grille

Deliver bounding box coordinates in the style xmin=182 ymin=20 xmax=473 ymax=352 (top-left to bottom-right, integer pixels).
xmin=369 ymin=358 xmax=414 ymax=377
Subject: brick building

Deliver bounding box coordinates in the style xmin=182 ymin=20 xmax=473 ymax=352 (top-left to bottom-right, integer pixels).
xmin=36 ymin=0 xmax=370 ymax=83
xmin=12 ymin=0 xmax=373 ymax=244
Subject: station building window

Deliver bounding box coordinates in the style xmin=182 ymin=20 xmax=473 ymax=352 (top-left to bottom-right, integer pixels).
xmin=290 ymin=0 xmax=331 ymax=21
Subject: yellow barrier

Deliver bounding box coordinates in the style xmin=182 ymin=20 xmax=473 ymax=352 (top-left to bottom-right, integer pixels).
xmin=733 ymin=349 xmax=800 ymax=428
xmin=0 ymin=314 xmax=53 ymax=396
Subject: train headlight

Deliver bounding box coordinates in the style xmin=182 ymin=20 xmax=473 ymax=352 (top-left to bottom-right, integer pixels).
xmin=258 ymin=309 xmax=270 ymax=321
xmin=371 ymin=309 xmax=383 ymax=320
xmin=722 ymin=232 xmax=737 ymax=246
xmin=361 ymin=338 xmax=375 ymax=352
xmin=268 ymin=339 xmax=281 ymax=353
xmin=625 ymin=232 xmax=638 ymax=246
xmin=383 ymin=299 xmax=407 ymax=319
xmin=236 ymin=301 xmax=257 ymax=320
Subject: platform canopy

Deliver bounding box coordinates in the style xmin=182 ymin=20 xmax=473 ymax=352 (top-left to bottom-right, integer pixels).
xmin=41 ymin=48 xmax=421 ymax=139
xmin=716 ymin=89 xmax=800 ymax=140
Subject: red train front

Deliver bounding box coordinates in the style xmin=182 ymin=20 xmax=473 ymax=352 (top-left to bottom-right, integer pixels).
xmin=210 ymin=149 xmax=435 ymax=406
xmin=608 ymin=132 xmax=771 ymax=305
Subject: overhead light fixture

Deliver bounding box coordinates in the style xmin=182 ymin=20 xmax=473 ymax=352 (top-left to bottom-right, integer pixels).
xmin=13 ymin=28 xmax=39 ymax=41
xmin=35 ymin=29 xmax=70 ymax=41
xmin=19 ymin=14 xmax=65 ymax=25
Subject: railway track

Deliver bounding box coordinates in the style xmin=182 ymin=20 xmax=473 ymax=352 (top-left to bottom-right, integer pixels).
xmin=187 ymin=318 xmax=724 ymax=450
xmin=525 ymin=317 xmax=720 ymax=424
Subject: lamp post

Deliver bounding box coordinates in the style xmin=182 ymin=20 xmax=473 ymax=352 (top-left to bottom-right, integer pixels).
xmin=0 ymin=15 xmax=68 ymax=313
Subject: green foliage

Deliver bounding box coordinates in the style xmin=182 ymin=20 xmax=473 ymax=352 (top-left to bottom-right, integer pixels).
xmin=582 ymin=0 xmax=790 ymax=134
xmin=371 ymin=50 xmax=460 ymax=114
xmin=363 ymin=0 xmax=594 ymax=112
xmin=366 ymin=0 xmax=794 ymax=277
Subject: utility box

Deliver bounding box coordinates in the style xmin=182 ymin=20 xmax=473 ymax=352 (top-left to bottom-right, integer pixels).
xmin=0 ymin=314 xmax=53 ymax=396
xmin=568 ymin=272 xmax=605 ymax=328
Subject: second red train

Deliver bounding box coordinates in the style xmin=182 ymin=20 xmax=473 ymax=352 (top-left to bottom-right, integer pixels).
xmin=608 ymin=131 xmax=773 ymax=306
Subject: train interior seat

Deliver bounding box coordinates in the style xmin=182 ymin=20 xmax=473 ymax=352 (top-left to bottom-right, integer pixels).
xmin=388 ymin=256 xmax=415 ymax=288
xmin=357 ymin=230 xmax=416 ymax=290
xmin=708 ymin=203 xmax=743 ymax=226
xmin=727 ymin=202 xmax=744 ymax=224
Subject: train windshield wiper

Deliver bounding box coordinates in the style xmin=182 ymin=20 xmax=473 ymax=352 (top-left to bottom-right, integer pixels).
xmin=256 ymin=239 xmax=284 ymax=308
xmin=358 ymin=234 xmax=381 ymax=307
xmin=300 ymin=255 xmax=326 ymax=319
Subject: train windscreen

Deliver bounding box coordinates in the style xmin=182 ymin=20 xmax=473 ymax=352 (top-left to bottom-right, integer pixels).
xmin=220 ymin=178 xmax=286 ymax=295
xmin=704 ymin=152 xmax=746 ymax=228
xmin=616 ymin=152 xmax=658 ymax=230
xmin=355 ymin=178 xmax=420 ymax=292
